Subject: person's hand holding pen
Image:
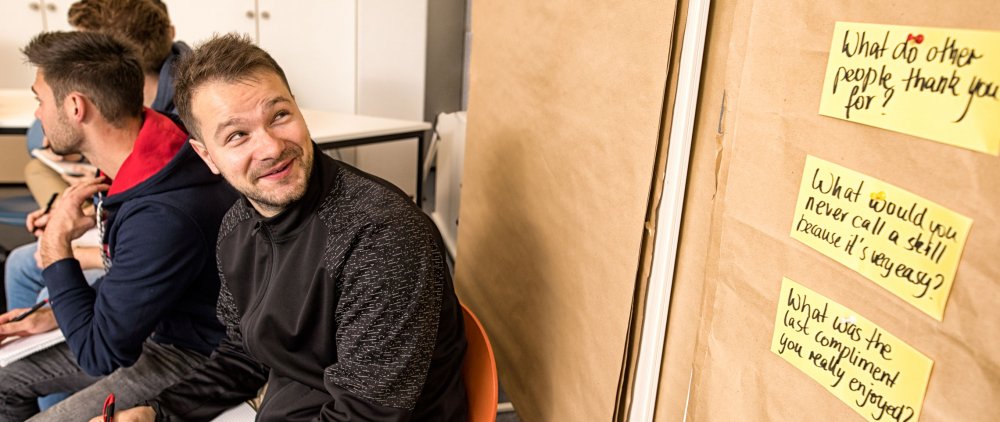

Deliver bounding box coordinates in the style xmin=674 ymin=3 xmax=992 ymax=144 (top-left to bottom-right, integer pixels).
xmin=87 ymin=405 xmax=156 ymax=422
xmin=0 ymin=303 xmax=57 ymax=344
xmin=25 ymin=192 xmax=59 ymax=237
xmin=39 ymin=178 xmax=110 ymax=269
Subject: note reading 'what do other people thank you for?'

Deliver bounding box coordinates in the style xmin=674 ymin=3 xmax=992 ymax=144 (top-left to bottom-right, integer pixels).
xmin=771 ymin=278 xmax=933 ymax=422
xmin=819 ymin=22 xmax=1000 ymax=155
xmin=790 ymin=156 xmax=972 ymax=320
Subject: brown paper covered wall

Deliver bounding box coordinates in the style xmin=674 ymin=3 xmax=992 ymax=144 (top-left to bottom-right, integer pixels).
xmin=682 ymin=1 xmax=1000 ymax=421
xmin=455 ymin=1 xmax=677 ymax=421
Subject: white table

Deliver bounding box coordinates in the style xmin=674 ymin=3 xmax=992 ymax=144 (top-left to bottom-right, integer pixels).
xmin=0 ymin=90 xmax=432 ymax=205
xmin=301 ymin=108 xmax=431 ymax=206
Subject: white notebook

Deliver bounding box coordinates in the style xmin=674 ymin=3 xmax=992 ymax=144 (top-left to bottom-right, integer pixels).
xmin=0 ymin=329 xmax=66 ymax=367
xmin=30 ymin=148 xmax=97 ymax=177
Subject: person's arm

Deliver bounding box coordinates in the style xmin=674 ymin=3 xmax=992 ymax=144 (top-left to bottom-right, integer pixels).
xmin=73 ymin=246 xmax=104 ymax=270
xmin=42 ymin=194 xmax=212 ymax=375
xmin=32 ymin=245 xmax=101 ymax=270
xmin=317 ymin=219 xmax=447 ymax=420
xmin=146 ymin=280 xmax=268 ymax=421
xmin=147 ymin=337 xmax=267 ymax=420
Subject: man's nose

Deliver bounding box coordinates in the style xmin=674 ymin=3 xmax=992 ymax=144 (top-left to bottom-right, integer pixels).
xmin=255 ymin=129 xmax=283 ymax=159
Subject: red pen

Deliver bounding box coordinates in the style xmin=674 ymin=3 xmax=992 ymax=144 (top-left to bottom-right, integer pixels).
xmin=102 ymin=393 xmax=115 ymax=422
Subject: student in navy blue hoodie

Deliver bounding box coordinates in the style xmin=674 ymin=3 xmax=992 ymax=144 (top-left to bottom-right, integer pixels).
xmin=0 ymin=31 xmax=235 ymax=422
xmin=8 ymin=0 xmax=193 ymax=317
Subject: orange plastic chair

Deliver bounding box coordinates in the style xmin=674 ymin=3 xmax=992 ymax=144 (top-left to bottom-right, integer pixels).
xmin=460 ymin=303 xmax=498 ymax=422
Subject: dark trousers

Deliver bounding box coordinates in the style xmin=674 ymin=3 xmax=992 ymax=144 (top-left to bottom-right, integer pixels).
xmin=0 ymin=339 xmax=208 ymax=422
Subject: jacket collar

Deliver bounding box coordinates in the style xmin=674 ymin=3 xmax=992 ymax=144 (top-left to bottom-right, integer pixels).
xmin=107 ymin=108 xmax=188 ymax=197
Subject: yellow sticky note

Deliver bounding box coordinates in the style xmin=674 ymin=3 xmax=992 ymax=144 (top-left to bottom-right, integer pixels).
xmin=819 ymin=22 xmax=1000 ymax=155
xmin=790 ymin=156 xmax=972 ymax=320
xmin=771 ymin=277 xmax=933 ymax=422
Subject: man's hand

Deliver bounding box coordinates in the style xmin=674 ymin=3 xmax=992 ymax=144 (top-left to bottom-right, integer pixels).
xmin=0 ymin=307 xmax=58 ymax=344
xmin=34 ymin=243 xmax=103 ymax=270
xmin=38 ymin=178 xmax=109 ymax=268
xmin=87 ymin=406 xmax=156 ymax=422
xmin=26 ymin=207 xmax=50 ymax=237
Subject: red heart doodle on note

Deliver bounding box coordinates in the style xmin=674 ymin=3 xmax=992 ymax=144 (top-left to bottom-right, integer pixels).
xmin=914 ymin=34 xmax=924 ymax=44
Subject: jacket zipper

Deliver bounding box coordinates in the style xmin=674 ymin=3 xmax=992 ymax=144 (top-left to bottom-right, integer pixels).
xmin=242 ymin=221 xmax=278 ymax=359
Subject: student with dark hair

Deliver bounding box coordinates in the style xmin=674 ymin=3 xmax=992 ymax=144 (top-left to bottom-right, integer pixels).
xmin=0 ymin=31 xmax=234 ymax=422
xmin=21 ymin=0 xmax=189 ymax=206
xmin=5 ymin=2 xmax=192 ymax=391
xmin=107 ymin=33 xmax=469 ymax=422
xmin=67 ymin=0 xmax=187 ymax=114
xmin=4 ymin=2 xmax=193 ymax=411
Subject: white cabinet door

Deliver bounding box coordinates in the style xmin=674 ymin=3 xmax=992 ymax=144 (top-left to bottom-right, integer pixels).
xmin=356 ymin=0 xmax=426 ymax=121
xmin=42 ymin=0 xmax=76 ymax=32
xmin=167 ymin=0 xmax=256 ymax=48
xmin=0 ymin=1 xmax=46 ymax=89
xmin=257 ymin=0 xmax=356 ymax=114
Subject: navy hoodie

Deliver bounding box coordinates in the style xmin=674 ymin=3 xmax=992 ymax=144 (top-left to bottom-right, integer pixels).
xmin=43 ymin=109 xmax=236 ymax=376
xmin=150 ymin=41 xmax=190 ymax=116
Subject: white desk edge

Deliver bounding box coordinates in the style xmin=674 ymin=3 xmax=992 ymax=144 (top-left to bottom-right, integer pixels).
xmin=302 ymin=109 xmax=431 ymax=145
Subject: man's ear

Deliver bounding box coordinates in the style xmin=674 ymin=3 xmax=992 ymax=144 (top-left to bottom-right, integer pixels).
xmin=63 ymin=93 xmax=87 ymax=123
xmin=189 ymin=139 xmax=221 ymax=175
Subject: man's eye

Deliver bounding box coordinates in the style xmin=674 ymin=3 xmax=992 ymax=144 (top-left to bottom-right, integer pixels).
xmin=227 ymin=132 xmax=247 ymax=143
xmin=273 ymin=111 xmax=289 ymax=122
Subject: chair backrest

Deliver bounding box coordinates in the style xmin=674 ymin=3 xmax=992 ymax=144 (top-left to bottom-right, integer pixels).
xmin=460 ymin=302 xmax=498 ymax=422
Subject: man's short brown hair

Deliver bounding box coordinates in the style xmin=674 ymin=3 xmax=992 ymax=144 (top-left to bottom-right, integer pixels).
xmin=23 ymin=31 xmax=144 ymax=126
xmin=174 ymin=33 xmax=292 ymax=140
xmin=68 ymin=0 xmax=173 ymax=75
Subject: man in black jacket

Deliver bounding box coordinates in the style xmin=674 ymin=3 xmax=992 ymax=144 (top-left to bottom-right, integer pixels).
xmin=105 ymin=33 xmax=468 ymax=422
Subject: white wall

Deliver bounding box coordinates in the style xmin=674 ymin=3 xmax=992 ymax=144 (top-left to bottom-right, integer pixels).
xmin=0 ymin=0 xmax=430 ymax=197
xmin=355 ymin=0 xmax=427 ymax=199
xmin=0 ymin=0 xmax=76 ymax=89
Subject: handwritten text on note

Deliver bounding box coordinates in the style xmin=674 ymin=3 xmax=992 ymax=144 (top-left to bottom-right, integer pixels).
xmin=790 ymin=156 xmax=972 ymax=320
xmin=819 ymin=22 xmax=1000 ymax=155
xmin=771 ymin=278 xmax=933 ymax=422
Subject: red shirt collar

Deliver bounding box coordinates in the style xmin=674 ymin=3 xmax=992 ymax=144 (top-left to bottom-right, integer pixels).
xmin=107 ymin=109 xmax=187 ymax=196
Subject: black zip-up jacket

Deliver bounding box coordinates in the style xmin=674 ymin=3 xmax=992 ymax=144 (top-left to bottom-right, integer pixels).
xmin=150 ymin=144 xmax=468 ymax=421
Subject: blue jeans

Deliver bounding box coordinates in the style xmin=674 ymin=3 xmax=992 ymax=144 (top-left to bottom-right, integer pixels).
xmin=4 ymin=241 xmax=105 ymax=410
xmin=5 ymin=242 xmax=105 ymax=310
